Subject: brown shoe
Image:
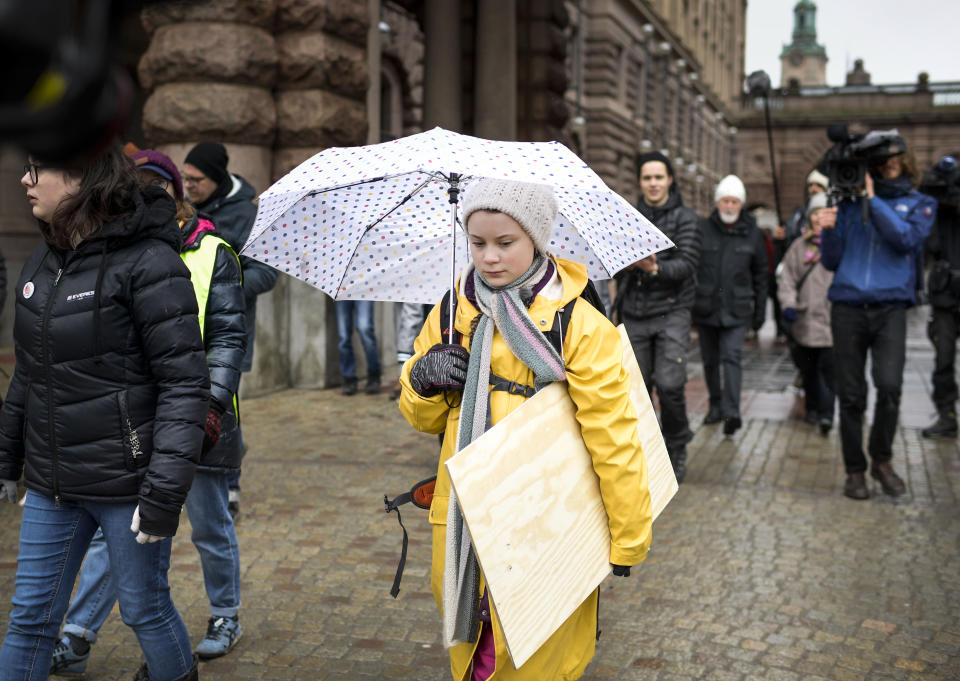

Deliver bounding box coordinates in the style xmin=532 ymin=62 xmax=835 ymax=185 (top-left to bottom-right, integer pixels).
xmin=843 ymin=472 xmax=869 ymax=500
xmin=870 ymin=461 xmax=906 ymax=497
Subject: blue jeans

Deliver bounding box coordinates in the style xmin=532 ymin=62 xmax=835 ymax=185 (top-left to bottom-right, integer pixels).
xmin=64 ymin=472 xmax=241 ymax=645
xmin=0 ymin=491 xmax=193 ymax=681
xmin=335 ymin=300 xmax=381 ymax=378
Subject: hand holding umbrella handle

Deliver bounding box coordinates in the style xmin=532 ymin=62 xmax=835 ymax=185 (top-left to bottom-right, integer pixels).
xmin=410 ymin=344 xmax=470 ymax=397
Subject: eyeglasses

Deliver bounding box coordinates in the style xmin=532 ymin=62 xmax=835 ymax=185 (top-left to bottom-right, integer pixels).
xmin=23 ymin=162 xmax=43 ymax=184
xmin=148 ymin=177 xmax=170 ymax=191
xmin=182 ymin=174 xmax=208 ymax=186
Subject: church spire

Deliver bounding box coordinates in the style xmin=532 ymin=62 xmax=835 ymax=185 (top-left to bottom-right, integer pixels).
xmin=779 ymin=0 xmax=828 ymax=87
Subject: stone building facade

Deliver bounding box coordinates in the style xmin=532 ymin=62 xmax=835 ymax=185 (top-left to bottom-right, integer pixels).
xmin=569 ymin=0 xmax=746 ymax=214
xmin=738 ymin=66 xmax=960 ymax=219
xmin=0 ymin=0 xmax=748 ymax=392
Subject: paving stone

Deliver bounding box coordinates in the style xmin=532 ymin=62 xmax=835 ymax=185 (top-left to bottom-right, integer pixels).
xmin=1 ymin=309 xmax=958 ymax=680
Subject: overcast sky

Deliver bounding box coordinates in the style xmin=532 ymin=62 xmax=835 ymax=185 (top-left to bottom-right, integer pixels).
xmin=745 ymin=1 xmax=960 ymax=87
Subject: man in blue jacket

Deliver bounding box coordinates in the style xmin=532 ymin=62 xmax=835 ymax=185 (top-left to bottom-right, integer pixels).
xmin=820 ymin=137 xmax=936 ymax=500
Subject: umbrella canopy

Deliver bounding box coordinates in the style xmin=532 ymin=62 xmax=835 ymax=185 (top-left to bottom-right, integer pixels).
xmin=244 ymin=127 xmax=673 ymax=303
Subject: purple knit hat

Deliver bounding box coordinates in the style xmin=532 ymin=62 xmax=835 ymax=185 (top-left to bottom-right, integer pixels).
xmin=130 ymin=148 xmax=183 ymax=201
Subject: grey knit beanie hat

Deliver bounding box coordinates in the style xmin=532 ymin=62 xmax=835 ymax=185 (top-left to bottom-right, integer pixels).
xmin=461 ymin=178 xmax=558 ymax=254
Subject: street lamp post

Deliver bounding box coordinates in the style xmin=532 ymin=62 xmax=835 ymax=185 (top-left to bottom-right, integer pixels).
xmin=747 ymin=70 xmax=783 ymax=225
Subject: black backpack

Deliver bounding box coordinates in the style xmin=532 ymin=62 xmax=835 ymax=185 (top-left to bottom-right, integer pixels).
xmin=383 ymin=280 xmax=607 ymax=597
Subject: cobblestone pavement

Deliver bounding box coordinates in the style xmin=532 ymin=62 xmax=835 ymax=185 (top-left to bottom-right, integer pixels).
xmin=1 ymin=307 xmax=958 ymax=681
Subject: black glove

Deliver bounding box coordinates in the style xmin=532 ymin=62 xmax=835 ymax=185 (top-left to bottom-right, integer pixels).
xmin=409 ymin=344 xmax=469 ymax=397
xmin=612 ymin=564 xmax=631 ymax=577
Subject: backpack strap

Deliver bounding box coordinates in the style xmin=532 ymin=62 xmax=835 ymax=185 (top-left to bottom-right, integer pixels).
xmin=384 ymin=476 xmax=436 ymax=598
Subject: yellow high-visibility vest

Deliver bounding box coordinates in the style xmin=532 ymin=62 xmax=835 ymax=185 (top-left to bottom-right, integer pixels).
xmin=181 ymin=233 xmax=242 ymax=416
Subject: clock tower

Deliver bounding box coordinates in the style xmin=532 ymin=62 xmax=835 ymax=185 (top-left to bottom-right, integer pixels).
xmin=779 ymin=0 xmax=828 ymax=87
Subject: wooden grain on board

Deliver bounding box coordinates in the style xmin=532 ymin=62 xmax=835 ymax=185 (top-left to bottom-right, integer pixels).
xmin=444 ymin=324 xmax=676 ymax=668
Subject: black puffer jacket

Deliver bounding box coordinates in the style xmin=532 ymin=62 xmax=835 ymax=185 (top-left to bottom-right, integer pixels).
xmin=197 ymin=173 xmax=278 ymax=371
xmin=693 ymin=209 xmax=769 ymax=328
xmin=614 ymin=190 xmax=701 ymax=321
xmin=180 ymin=215 xmax=247 ymax=473
xmin=0 ymin=188 xmax=209 ymax=536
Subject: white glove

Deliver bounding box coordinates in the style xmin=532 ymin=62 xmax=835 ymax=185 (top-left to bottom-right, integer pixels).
xmin=0 ymin=479 xmax=17 ymax=503
xmin=130 ymin=505 xmax=164 ymax=544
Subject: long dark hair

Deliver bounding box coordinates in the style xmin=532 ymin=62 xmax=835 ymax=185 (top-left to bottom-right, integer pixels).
xmin=44 ymin=143 xmax=139 ymax=249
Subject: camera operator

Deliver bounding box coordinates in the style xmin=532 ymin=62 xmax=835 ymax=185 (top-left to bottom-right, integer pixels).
xmin=819 ymin=137 xmax=936 ymax=500
xmin=921 ymin=155 xmax=960 ymax=438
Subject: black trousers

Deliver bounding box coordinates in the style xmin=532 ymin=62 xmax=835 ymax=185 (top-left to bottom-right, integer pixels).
xmin=624 ymin=308 xmax=693 ymax=452
xmin=928 ymin=306 xmax=960 ymax=413
xmin=793 ymin=344 xmax=836 ymax=422
xmin=697 ymin=323 xmax=748 ymax=420
xmin=830 ymin=303 xmax=906 ymax=474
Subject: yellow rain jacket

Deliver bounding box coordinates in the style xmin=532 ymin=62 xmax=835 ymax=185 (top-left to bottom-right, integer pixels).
xmin=398 ymin=258 xmax=652 ymax=681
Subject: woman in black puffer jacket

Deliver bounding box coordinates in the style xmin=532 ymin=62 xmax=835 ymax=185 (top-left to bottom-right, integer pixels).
xmin=0 ymin=144 xmax=209 ymax=681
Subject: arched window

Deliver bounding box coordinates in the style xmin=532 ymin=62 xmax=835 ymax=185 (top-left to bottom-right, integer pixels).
xmin=380 ymin=59 xmax=404 ymax=142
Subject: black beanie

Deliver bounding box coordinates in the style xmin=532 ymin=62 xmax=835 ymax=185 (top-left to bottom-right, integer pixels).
xmin=637 ymin=151 xmax=675 ymax=180
xmin=184 ymin=142 xmax=229 ymax=185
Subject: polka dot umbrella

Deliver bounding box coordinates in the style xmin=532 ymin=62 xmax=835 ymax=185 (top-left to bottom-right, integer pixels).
xmin=243 ymin=127 xmax=673 ymax=306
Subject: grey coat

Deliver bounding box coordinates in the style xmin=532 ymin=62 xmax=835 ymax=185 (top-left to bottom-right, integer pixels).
xmin=777 ymin=236 xmax=834 ymax=348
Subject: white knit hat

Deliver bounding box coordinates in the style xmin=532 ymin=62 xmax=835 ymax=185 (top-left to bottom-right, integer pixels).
xmin=806 ymin=168 xmax=830 ymax=191
xmin=461 ymin=178 xmax=558 ymax=254
xmin=807 ymin=190 xmax=829 ymax=213
xmin=714 ymin=174 xmax=746 ymax=203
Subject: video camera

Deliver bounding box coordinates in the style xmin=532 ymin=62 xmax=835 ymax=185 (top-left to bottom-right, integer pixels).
xmin=919 ymin=156 xmax=960 ymax=205
xmin=0 ymin=0 xmax=150 ymax=162
xmin=820 ymin=125 xmax=906 ymax=203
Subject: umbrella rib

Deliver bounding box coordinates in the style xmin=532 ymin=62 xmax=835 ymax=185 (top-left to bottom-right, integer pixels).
xmin=361 ymin=173 xmax=444 ymax=234
xmin=333 ymin=172 xmax=446 ymax=298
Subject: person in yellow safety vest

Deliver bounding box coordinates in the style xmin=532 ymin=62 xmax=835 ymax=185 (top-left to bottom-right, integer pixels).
xmin=50 ymin=148 xmax=248 ymax=679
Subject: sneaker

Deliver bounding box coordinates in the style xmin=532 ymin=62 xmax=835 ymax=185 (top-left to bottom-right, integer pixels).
xmin=195 ymin=616 xmax=242 ymax=660
xmin=227 ymin=489 xmax=240 ymax=520
xmin=50 ymin=634 xmax=89 ymax=677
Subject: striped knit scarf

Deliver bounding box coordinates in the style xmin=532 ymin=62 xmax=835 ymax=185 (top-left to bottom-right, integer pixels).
xmin=443 ymin=254 xmax=567 ymax=648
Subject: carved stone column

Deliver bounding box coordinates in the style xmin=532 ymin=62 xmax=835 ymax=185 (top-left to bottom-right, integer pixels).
xmin=474 ymin=0 xmax=516 ymax=140
xmin=139 ymin=1 xmax=284 ymax=395
xmin=274 ymin=0 xmax=371 ymax=389
xmin=139 ymin=1 xmax=278 ymax=194
xmin=423 ymin=0 xmax=462 ymax=129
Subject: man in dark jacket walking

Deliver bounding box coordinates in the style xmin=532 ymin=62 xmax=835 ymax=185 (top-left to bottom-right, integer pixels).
xmin=921 ymin=163 xmax=960 ymax=438
xmin=693 ymin=175 xmax=768 ymax=436
xmin=183 ymin=142 xmax=278 ymax=517
xmin=820 ymin=138 xmax=935 ymax=499
xmin=615 ymin=152 xmax=701 ymax=481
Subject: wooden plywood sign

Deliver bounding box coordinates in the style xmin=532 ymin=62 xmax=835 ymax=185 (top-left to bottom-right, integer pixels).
xmin=444 ymin=324 xmax=677 ymax=668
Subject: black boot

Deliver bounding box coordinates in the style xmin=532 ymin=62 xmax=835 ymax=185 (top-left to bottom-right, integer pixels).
xmin=669 ymin=447 xmax=687 ymax=484
xmin=341 ymin=376 xmax=358 ymax=396
xmin=133 ymin=654 xmax=199 ymax=681
xmin=703 ymin=406 xmax=722 ymax=425
xmin=364 ymin=371 xmax=382 ymax=395
xmin=921 ymin=411 xmax=957 ymax=438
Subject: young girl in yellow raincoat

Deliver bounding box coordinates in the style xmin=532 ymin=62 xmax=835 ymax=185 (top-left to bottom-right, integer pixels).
xmin=398 ymin=178 xmax=653 ymax=681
